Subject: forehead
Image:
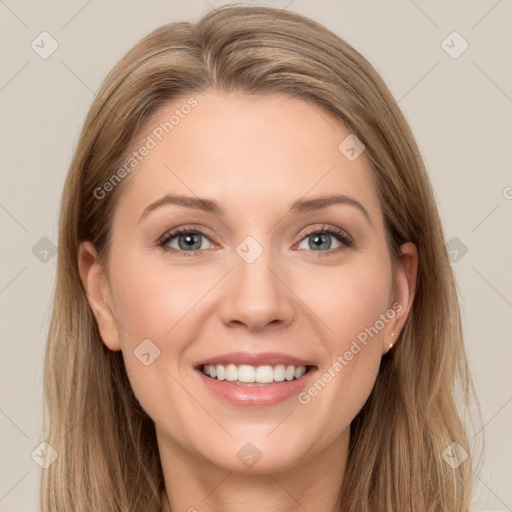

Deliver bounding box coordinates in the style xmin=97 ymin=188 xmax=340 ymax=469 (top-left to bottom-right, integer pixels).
xmin=115 ymin=90 xmax=383 ymax=227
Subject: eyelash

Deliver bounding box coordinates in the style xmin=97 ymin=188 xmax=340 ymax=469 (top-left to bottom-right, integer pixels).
xmin=157 ymin=224 xmax=353 ymax=258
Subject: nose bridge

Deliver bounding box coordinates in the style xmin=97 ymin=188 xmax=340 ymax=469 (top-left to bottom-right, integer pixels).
xmin=218 ymin=235 xmax=294 ymax=330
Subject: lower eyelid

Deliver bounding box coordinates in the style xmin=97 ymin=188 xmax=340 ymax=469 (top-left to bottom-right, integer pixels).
xmin=295 ymin=236 xmax=349 ymax=255
xmin=161 ymin=231 xmax=215 ymax=250
xmin=159 ymin=227 xmax=352 ymax=253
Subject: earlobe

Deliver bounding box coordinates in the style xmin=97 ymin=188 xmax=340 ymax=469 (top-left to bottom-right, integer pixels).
xmin=383 ymin=242 xmax=419 ymax=354
xmin=77 ymin=241 xmax=122 ymax=351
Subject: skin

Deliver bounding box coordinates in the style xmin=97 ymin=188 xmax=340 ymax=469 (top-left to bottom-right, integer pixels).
xmin=79 ymin=89 xmax=418 ymax=512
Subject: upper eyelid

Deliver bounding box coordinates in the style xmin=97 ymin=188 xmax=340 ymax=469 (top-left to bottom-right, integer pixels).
xmin=159 ymin=226 xmax=218 ymax=246
xmin=159 ymin=224 xmax=352 ymax=247
xmin=301 ymin=224 xmax=351 ymax=238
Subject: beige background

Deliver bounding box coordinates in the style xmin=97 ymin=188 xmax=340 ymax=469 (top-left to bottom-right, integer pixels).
xmin=0 ymin=1 xmax=511 ymax=510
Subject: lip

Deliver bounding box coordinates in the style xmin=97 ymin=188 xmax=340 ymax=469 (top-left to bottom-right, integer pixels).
xmin=194 ymin=351 xmax=316 ymax=368
xmin=194 ymin=351 xmax=318 ymax=408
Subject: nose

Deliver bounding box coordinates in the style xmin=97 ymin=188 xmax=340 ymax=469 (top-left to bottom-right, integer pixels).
xmin=218 ymin=249 xmax=295 ymax=332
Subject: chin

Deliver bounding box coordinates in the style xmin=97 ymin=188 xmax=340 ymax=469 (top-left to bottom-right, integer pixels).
xmin=194 ymin=431 xmax=311 ymax=474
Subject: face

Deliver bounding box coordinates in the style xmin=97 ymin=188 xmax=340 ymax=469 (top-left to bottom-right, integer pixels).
xmin=80 ymin=89 xmax=417 ymax=474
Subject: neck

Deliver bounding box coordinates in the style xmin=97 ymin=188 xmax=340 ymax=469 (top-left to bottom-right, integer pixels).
xmin=158 ymin=427 xmax=349 ymax=512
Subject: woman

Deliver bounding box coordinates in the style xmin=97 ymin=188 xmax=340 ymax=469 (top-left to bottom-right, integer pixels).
xmin=41 ymin=4 xmax=477 ymax=511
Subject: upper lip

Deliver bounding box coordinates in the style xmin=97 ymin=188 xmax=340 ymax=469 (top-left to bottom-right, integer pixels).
xmin=194 ymin=351 xmax=316 ymax=368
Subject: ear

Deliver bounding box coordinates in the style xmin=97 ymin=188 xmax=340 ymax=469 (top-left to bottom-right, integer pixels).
xmin=382 ymin=241 xmax=418 ymax=355
xmin=77 ymin=241 xmax=121 ymax=351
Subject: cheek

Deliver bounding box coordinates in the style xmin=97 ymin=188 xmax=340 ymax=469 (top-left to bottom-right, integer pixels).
xmin=293 ymin=258 xmax=391 ymax=419
xmin=108 ymin=260 xmax=200 ymax=434
xmin=297 ymin=256 xmax=392 ymax=349
xmin=109 ymin=253 xmax=216 ymax=343
xmin=107 ymin=253 xmax=220 ymax=425
xmin=337 ymin=270 xmax=390 ymax=346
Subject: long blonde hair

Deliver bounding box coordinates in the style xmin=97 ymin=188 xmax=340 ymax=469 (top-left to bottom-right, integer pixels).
xmin=41 ymin=5 xmax=478 ymax=511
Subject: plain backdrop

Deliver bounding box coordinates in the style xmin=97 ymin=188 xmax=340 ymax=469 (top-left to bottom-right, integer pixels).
xmin=0 ymin=1 xmax=511 ymax=511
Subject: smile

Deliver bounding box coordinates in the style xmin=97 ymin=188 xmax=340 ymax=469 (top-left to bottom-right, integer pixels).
xmin=194 ymin=352 xmax=318 ymax=407
xmin=201 ymin=363 xmax=312 ymax=385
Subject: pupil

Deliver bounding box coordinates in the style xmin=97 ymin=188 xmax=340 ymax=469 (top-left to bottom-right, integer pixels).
xmin=179 ymin=233 xmax=201 ymax=250
xmin=311 ymin=233 xmax=331 ymax=250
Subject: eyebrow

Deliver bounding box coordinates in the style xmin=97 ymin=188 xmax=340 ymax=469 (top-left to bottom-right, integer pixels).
xmin=139 ymin=193 xmax=373 ymax=226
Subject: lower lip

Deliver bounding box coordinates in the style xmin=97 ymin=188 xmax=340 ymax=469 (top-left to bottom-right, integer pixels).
xmin=196 ymin=369 xmax=316 ymax=407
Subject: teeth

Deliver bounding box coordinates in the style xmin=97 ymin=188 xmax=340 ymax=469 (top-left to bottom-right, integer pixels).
xmin=238 ymin=364 xmax=256 ymax=383
xmin=225 ymin=363 xmax=238 ymax=382
xmin=202 ymin=364 xmax=308 ymax=383
xmin=294 ymin=366 xmax=306 ymax=379
xmin=216 ymin=364 xmax=226 ymax=381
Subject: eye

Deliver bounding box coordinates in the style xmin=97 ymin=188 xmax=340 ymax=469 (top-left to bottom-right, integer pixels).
xmin=296 ymin=225 xmax=353 ymax=254
xmin=159 ymin=227 xmax=215 ymax=255
xmin=157 ymin=224 xmax=353 ymax=257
